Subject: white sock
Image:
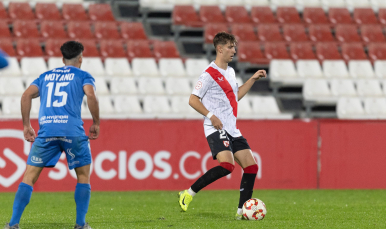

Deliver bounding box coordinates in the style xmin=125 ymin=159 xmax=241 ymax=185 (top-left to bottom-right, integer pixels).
xmin=237 ymin=208 xmax=243 ymax=215
xmin=187 ymin=187 xmax=196 ymax=197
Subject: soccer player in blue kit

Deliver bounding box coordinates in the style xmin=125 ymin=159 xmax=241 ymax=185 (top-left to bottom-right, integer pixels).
xmin=4 ymin=41 xmax=100 ymax=229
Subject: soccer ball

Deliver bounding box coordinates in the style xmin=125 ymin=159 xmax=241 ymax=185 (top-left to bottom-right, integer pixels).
xmin=242 ymin=198 xmax=267 ymax=220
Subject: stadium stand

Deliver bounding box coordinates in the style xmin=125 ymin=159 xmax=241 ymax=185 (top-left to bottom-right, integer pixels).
xmin=35 ymin=3 xmax=62 ymax=21
xmin=225 ymin=6 xmax=251 ymax=23
xmin=4 ymin=0 xmax=386 ymax=119
xmin=251 ymin=6 xmax=276 ymax=24
xmin=41 ymin=21 xmax=68 ymax=39
xmin=62 ymin=3 xmax=89 ymax=21
xmin=199 ymin=6 xmax=226 ymax=24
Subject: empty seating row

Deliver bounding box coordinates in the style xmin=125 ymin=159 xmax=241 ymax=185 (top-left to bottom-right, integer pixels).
xmin=174 ymin=5 xmax=386 ymax=27
xmin=303 ymin=78 xmax=386 ymax=105
xmin=0 ymin=21 xmax=147 ymax=40
xmin=0 ymin=76 xmax=200 ymax=96
xmin=0 ymin=39 xmax=178 ymax=59
xmin=0 ymin=2 xmax=114 ymax=21
xmin=237 ymin=42 xmax=386 ymax=64
xmin=0 ymin=95 xmax=293 ymax=120
xmin=0 ymin=57 xmax=210 ymax=78
xmin=270 ymin=59 xmax=386 ymax=86
xmin=205 ymin=23 xmax=386 ymax=44
xmin=337 ymin=97 xmax=386 ymax=119
xmin=142 ymin=0 xmax=386 ymax=10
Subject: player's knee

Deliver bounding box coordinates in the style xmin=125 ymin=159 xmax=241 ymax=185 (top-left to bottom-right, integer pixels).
xmin=220 ymin=162 xmax=235 ymax=173
xmin=243 ymin=164 xmax=258 ymax=174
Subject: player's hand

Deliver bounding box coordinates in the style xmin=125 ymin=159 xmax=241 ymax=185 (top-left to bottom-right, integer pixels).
xmin=89 ymin=124 xmax=100 ymax=140
xmin=24 ymin=126 xmax=36 ymax=142
xmin=251 ymin=70 xmax=267 ymax=81
xmin=210 ymin=115 xmax=223 ymax=130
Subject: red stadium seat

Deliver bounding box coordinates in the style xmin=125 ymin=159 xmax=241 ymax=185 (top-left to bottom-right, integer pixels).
xmin=225 ymin=6 xmax=251 ymax=23
xmin=341 ymin=43 xmax=367 ymax=61
xmin=78 ymin=40 xmax=100 ymax=57
xmin=8 ymin=3 xmax=35 ymax=20
xmin=13 ymin=20 xmax=39 ymax=38
xmin=100 ymin=40 xmax=126 ymax=58
xmin=41 ymin=21 xmax=67 ymax=39
xmin=200 ymin=6 xmax=225 ymax=24
xmin=67 ymin=21 xmax=94 ymax=39
xmin=94 ymin=22 xmax=120 ymax=39
xmin=126 ymin=40 xmax=153 ymax=60
xmin=251 ymin=7 xmax=276 ymax=24
xmin=308 ymin=25 xmax=335 ymax=42
xmin=204 ymin=23 xmax=229 ymax=43
xmin=153 ymin=41 xmax=180 ymax=59
xmin=329 ymin=8 xmax=353 ymax=24
xmin=290 ymin=43 xmax=316 ymax=60
xmin=315 ymin=42 xmax=342 ymax=60
xmin=283 ymin=24 xmax=308 ymax=42
xmin=45 ymin=39 xmax=70 ymax=56
xmin=354 ymin=8 xmax=378 ymax=25
xmin=360 ymin=25 xmax=385 ymax=43
xmin=0 ymin=39 xmax=15 ymax=56
xmin=379 ymin=9 xmax=386 ymax=25
xmin=35 ymin=3 xmax=61 ymax=20
xmin=232 ymin=24 xmax=258 ymax=42
xmin=120 ymin=22 xmax=147 ymax=40
xmin=62 ymin=4 xmax=88 ymax=21
xmin=257 ymin=24 xmax=283 ymax=42
xmin=303 ymin=7 xmax=329 ymax=24
xmin=237 ymin=41 xmax=268 ymax=64
xmin=173 ymin=5 xmax=202 ymax=27
xmin=0 ymin=3 xmax=8 ymax=20
xmin=276 ymin=7 xmax=302 ymax=24
xmin=368 ymin=43 xmax=386 ymax=61
xmin=0 ymin=21 xmax=11 ymax=38
xmin=16 ymin=39 xmax=43 ymax=57
xmin=264 ymin=42 xmax=290 ymax=59
xmin=89 ymin=4 xmax=115 ymax=21
xmin=335 ymin=24 xmax=361 ymax=42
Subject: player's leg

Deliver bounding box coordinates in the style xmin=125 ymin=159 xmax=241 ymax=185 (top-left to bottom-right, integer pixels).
xmin=74 ymin=165 xmax=91 ymax=228
xmin=8 ymin=165 xmax=43 ymax=227
xmin=63 ymin=136 xmax=92 ymax=228
xmin=179 ymin=131 xmax=236 ymax=211
xmin=234 ymin=148 xmax=258 ymax=219
xmin=8 ymin=137 xmax=61 ymax=227
xmin=179 ymin=150 xmax=235 ymax=212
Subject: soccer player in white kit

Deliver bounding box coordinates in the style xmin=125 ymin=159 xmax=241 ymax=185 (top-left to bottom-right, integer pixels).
xmin=178 ymin=32 xmax=266 ymax=220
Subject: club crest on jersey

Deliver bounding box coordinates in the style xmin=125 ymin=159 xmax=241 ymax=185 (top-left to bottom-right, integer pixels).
xmin=195 ymin=81 xmax=203 ymax=90
xmin=223 ymin=141 xmax=229 ymax=147
xmin=217 ymin=77 xmax=224 ymax=82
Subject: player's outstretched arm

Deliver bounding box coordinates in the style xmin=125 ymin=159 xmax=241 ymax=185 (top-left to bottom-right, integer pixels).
xmin=238 ymin=70 xmax=266 ymax=101
xmin=189 ymin=94 xmax=223 ymax=130
xmin=84 ymin=84 xmax=100 ymax=140
xmin=21 ymin=85 xmax=39 ymax=142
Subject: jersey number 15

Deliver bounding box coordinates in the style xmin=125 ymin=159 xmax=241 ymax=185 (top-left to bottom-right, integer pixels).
xmin=46 ymin=82 xmax=69 ymax=107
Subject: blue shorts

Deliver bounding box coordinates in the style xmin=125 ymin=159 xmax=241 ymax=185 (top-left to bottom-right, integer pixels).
xmin=27 ymin=136 xmax=91 ymax=170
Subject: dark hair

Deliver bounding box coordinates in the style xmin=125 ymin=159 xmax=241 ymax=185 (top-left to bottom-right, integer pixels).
xmin=213 ymin=32 xmax=237 ymax=50
xmin=60 ymin=41 xmax=84 ymax=60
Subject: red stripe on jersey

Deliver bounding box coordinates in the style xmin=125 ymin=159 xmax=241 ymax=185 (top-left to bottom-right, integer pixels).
xmin=206 ymin=67 xmax=238 ymax=117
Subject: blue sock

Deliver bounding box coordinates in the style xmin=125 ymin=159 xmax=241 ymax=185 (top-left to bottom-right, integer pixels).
xmin=75 ymin=183 xmax=91 ymax=226
xmin=10 ymin=182 xmax=33 ymax=226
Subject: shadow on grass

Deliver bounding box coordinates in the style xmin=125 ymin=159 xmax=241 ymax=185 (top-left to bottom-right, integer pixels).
xmin=23 ymin=223 xmax=72 ymax=229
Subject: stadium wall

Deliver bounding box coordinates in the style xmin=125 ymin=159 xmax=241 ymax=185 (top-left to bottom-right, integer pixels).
xmin=0 ymin=119 xmax=384 ymax=192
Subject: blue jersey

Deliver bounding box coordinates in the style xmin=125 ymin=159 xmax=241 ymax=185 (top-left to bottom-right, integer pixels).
xmin=31 ymin=66 xmax=95 ymax=137
xmin=0 ymin=49 xmax=9 ymax=69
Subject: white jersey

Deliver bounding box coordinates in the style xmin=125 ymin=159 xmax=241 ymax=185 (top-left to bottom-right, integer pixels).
xmin=192 ymin=61 xmax=241 ymax=138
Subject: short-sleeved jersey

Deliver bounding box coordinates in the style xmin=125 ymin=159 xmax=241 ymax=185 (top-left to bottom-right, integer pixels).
xmin=31 ymin=66 xmax=95 ymax=137
xmin=192 ymin=61 xmax=241 ymax=137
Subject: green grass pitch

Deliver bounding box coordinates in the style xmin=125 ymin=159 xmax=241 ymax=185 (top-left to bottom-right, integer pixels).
xmin=1 ymin=190 xmax=385 ymax=228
